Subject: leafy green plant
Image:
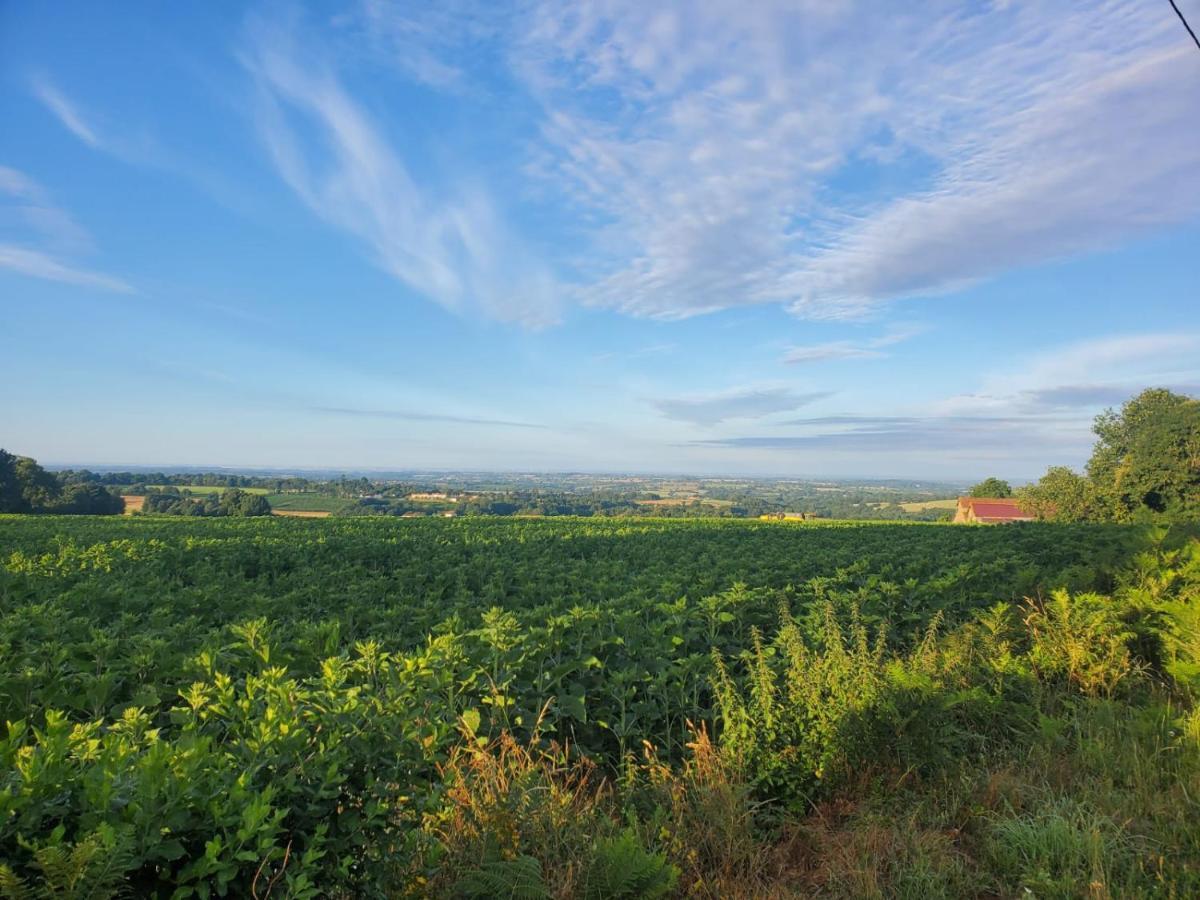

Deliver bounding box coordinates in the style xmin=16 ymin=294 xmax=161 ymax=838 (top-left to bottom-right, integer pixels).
xmin=582 ymin=830 xmax=677 ymax=900
xmin=1024 ymin=590 xmax=1137 ymax=696
xmin=0 ymin=824 xmax=133 ymax=900
xmin=454 ymin=855 xmax=549 ymax=900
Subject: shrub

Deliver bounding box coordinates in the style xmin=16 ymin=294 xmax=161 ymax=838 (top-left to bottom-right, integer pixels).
xmin=434 ymin=728 xmax=681 ymax=900
xmin=0 ymin=635 xmax=460 ymax=897
xmin=713 ymin=605 xmax=970 ymax=807
xmin=630 ymin=725 xmax=769 ymax=897
xmin=432 ymin=730 xmax=611 ymax=897
xmin=1024 ymin=591 xmax=1137 ymax=696
xmin=712 ymin=601 xmax=1050 ymax=812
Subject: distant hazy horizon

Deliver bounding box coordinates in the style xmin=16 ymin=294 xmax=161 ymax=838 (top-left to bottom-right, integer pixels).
xmin=32 ymin=459 xmax=971 ymax=488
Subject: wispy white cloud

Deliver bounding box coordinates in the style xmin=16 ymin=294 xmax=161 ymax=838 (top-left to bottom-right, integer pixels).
xmin=782 ymin=326 xmax=921 ymax=365
xmin=653 ymin=386 xmax=832 ymax=426
xmin=0 ymin=167 xmax=38 ymax=198
xmin=0 ymin=245 xmax=132 ymax=293
xmin=785 ymin=45 xmax=1200 ymax=316
xmin=504 ymin=0 xmax=1200 ymax=320
xmin=704 ymin=333 xmax=1200 ymax=468
xmin=30 ymin=76 xmax=263 ymax=217
xmin=31 ymin=77 xmax=101 ymax=147
xmin=935 ymin=333 xmax=1200 ymax=417
xmin=0 ymin=164 xmax=92 ymax=253
xmin=240 ymin=15 xmax=561 ymax=327
xmin=351 ymin=0 xmax=506 ymax=91
xmin=313 ymin=405 xmax=544 ymax=429
xmin=0 ymin=166 xmax=130 ymax=292
xmin=695 ymin=415 xmax=1089 ymax=457
xmin=1018 ymin=385 xmax=1140 ymax=412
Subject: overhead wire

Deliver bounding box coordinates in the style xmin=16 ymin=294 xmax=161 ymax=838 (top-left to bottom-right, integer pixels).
xmin=1168 ymin=0 xmax=1200 ymax=51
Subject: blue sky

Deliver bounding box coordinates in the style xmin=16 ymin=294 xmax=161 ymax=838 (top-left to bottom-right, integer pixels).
xmin=2 ymin=1 xmax=1198 ymax=480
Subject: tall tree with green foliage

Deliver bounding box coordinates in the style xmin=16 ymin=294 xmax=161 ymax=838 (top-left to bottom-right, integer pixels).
xmin=1017 ymin=466 xmax=1095 ymax=522
xmin=1021 ymin=389 xmax=1200 ymax=522
xmin=1087 ymin=388 xmax=1200 ymax=521
xmin=221 ymin=488 xmax=272 ymax=517
xmin=0 ymin=450 xmax=30 ymax=513
xmin=0 ymin=449 xmax=124 ymax=515
xmin=968 ymin=477 xmax=1013 ymax=498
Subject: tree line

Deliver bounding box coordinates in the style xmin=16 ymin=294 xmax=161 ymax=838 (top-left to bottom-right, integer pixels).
xmin=0 ymin=452 xmax=275 ymax=517
xmin=61 ymin=470 xmax=334 ymax=494
xmin=0 ymin=450 xmax=124 ymax=515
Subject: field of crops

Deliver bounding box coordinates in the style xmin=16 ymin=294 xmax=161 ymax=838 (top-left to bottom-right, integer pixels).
xmin=263 ymin=493 xmax=354 ymax=513
xmin=1 ymin=515 xmax=1198 ymax=896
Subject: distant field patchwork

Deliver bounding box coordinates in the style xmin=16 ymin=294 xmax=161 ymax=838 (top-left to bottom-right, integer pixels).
xmin=143 ymin=484 xmax=272 ymax=495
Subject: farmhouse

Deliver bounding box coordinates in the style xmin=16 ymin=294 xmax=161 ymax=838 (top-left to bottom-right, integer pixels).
xmin=953 ymin=497 xmax=1034 ymax=524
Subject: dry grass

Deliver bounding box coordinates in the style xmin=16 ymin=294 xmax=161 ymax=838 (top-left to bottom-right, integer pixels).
xmin=635 ymin=726 xmax=801 ymax=898
xmin=425 ymin=732 xmax=610 ymax=898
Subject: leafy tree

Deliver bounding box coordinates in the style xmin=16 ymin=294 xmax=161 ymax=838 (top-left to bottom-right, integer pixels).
xmin=12 ymin=454 xmax=61 ymax=510
xmin=220 ymin=488 xmax=249 ymax=515
xmin=1087 ymin=388 xmax=1200 ymax=521
xmin=969 ymin=477 xmax=1013 ymax=498
xmin=53 ymin=483 xmax=126 ymax=515
xmin=142 ymin=486 xmax=271 ymax=517
xmin=0 ymin=449 xmax=31 ymax=513
xmin=1017 ymin=467 xmax=1095 ymax=522
xmin=222 ymin=488 xmax=272 ymax=517
xmin=0 ymin=449 xmax=121 ymax=514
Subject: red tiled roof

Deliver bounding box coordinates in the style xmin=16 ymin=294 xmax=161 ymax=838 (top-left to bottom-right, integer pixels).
xmin=963 ymin=498 xmax=1032 ymax=522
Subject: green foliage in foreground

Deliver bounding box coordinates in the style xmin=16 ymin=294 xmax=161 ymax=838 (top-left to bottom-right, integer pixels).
xmin=0 ymin=515 xmax=1197 ymax=896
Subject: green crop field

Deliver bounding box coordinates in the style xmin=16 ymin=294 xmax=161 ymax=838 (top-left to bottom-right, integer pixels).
xmin=264 ymin=492 xmax=353 ymax=513
xmin=1 ymin=515 xmax=1198 ymax=896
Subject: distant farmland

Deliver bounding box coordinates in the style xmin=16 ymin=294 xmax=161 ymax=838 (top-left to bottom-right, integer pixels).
xmin=265 ymin=493 xmax=352 ymax=514
xmin=897 ymin=498 xmax=959 ymax=512
xmin=122 ymin=488 xmax=349 ymax=515
xmin=636 ymin=497 xmax=733 ymax=508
